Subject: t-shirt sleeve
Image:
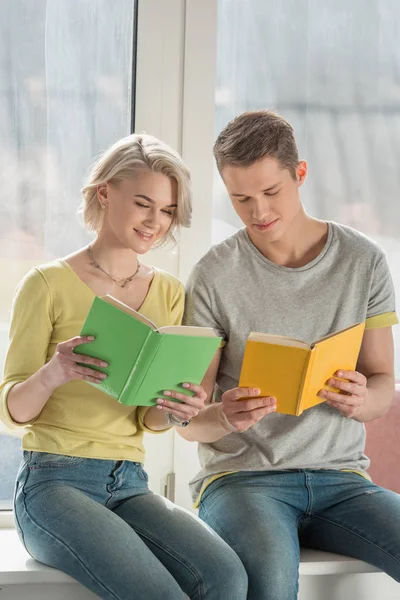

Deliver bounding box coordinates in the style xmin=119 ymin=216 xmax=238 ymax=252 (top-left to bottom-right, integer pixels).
xmin=183 ymin=266 xmax=227 ymax=341
xmin=366 ymin=250 xmax=398 ymax=329
xmin=0 ymin=268 xmax=53 ymax=429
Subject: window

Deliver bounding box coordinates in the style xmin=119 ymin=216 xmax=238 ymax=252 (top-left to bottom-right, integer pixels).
xmin=0 ymin=0 xmax=136 ymax=509
xmin=213 ymin=0 xmax=400 ymax=375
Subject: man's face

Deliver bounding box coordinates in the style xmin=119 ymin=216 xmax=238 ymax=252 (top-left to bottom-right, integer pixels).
xmin=222 ymin=156 xmax=307 ymax=245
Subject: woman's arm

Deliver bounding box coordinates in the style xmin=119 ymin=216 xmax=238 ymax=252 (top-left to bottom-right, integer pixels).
xmin=1 ymin=269 xmax=108 ymax=426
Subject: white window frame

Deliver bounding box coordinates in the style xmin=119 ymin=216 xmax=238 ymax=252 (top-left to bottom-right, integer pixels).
xmin=0 ymin=0 xmax=188 ymax=528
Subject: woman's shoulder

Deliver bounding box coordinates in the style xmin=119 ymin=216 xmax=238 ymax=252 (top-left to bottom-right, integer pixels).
xmin=152 ymin=267 xmax=183 ymax=291
xmin=19 ymin=259 xmax=71 ymax=291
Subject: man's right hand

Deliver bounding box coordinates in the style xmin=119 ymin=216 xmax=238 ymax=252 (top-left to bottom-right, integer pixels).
xmin=219 ymin=388 xmax=276 ymax=432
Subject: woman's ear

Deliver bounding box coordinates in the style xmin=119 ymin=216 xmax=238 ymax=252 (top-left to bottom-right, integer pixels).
xmin=97 ymin=183 xmax=108 ymax=209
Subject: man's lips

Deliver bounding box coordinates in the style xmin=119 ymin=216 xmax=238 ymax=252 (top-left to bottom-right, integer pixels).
xmin=253 ymin=219 xmax=278 ymax=230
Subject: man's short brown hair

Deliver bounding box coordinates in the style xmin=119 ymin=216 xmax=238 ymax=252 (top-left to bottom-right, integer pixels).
xmin=214 ymin=110 xmax=299 ymax=178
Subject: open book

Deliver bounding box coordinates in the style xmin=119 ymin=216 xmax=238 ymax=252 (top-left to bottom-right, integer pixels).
xmin=74 ymin=295 xmax=221 ymax=406
xmin=238 ymin=322 xmax=365 ymax=416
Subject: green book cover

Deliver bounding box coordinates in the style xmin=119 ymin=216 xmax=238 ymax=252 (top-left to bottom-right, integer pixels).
xmin=74 ymin=295 xmax=221 ymax=406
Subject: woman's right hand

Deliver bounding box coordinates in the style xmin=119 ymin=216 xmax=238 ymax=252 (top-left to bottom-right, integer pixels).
xmin=219 ymin=387 xmax=277 ymax=432
xmin=41 ymin=336 xmax=108 ymax=392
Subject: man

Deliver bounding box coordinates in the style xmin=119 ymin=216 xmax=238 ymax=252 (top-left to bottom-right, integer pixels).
xmin=160 ymin=110 xmax=400 ymax=599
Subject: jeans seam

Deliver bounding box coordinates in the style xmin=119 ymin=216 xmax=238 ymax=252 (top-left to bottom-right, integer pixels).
xmin=200 ymin=503 xmax=243 ymax=559
xmin=21 ymin=497 xmax=121 ymax=600
xmin=131 ymin=524 xmax=205 ymax=600
xmin=312 ymin=513 xmax=400 ymax=569
xmin=13 ymin=462 xmax=31 ymax=550
xmin=304 ymin=472 xmax=313 ymax=517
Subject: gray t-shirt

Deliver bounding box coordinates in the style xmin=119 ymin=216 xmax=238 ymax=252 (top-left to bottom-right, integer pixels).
xmin=184 ymin=222 xmax=398 ymax=503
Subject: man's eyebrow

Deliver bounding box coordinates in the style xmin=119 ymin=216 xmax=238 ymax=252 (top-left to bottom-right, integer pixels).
xmin=231 ymin=182 xmax=282 ymax=197
xmin=135 ymin=194 xmax=177 ymax=207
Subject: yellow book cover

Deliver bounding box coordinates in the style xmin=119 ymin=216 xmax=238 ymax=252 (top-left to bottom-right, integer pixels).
xmin=238 ymin=322 xmax=366 ymax=416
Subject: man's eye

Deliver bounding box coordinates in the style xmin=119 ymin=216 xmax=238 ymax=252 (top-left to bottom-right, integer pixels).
xmin=238 ymin=197 xmax=250 ymax=203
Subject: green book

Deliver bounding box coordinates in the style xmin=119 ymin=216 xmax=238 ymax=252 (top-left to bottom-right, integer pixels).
xmin=74 ymin=295 xmax=221 ymax=406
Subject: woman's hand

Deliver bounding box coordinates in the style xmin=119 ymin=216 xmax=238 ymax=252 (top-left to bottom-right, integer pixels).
xmin=318 ymin=370 xmax=368 ymax=419
xmin=156 ymin=383 xmax=207 ymax=424
xmin=41 ymin=336 xmax=108 ymax=392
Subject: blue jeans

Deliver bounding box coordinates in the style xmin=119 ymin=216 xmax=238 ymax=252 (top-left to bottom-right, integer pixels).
xmin=199 ymin=470 xmax=400 ymax=600
xmin=14 ymin=452 xmax=248 ymax=600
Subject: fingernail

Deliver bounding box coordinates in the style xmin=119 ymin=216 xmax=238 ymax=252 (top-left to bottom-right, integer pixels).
xmin=253 ymin=389 xmax=260 ymax=395
xmin=182 ymin=383 xmax=190 ymax=389
xmin=100 ymin=373 xmax=107 ymax=379
xmin=163 ymin=391 xmax=172 ymax=396
xmin=337 ymin=371 xmax=343 ymax=377
xmin=156 ymin=398 xmax=164 ymax=404
xmin=100 ymin=361 xmax=108 ymax=367
xmin=156 ymin=405 xmax=163 ymax=410
xmin=87 ymin=336 xmax=95 ymax=341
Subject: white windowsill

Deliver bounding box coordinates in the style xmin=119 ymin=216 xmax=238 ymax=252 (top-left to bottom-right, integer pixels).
xmin=0 ymin=511 xmax=15 ymax=529
xmin=0 ymin=528 xmax=382 ymax=586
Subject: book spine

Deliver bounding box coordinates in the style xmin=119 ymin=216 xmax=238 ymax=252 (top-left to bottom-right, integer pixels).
xmin=296 ymin=350 xmax=314 ymax=416
xmin=120 ymin=332 xmax=161 ymax=404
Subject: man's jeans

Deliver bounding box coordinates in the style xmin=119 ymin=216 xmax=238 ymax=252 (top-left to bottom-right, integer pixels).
xmin=199 ymin=470 xmax=400 ymax=600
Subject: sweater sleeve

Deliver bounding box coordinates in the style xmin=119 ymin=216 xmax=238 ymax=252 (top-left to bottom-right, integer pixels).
xmin=0 ymin=268 xmax=53 ymax=429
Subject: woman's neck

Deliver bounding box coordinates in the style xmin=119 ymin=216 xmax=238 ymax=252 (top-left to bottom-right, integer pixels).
xmin=89 ymin=233 xmax=139 ymax=280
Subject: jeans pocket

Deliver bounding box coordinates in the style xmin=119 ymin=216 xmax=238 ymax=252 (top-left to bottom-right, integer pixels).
xmin=28 ymin=451 xmax=85 ymax=470
xmin=137 ymin=464 xmax=149 ymax=483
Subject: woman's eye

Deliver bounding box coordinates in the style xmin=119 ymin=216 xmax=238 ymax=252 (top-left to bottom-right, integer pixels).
xmin=135 ymin=202 xmax=150 ymax=209
xmin=238 ymin=197 xmax=250 ymax=203
xmin=265 ymin=191 xmax=279 ymax=197
xmin=162 ymin=210 xmax=174 ymax=216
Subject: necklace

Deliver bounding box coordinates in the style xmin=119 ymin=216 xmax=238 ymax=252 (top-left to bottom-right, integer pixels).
xmin=87 ymin=245 xmax=141 ymax=288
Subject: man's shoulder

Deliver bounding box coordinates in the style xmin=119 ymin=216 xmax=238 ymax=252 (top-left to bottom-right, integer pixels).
xmin=191 ymin=230 xmax=244 ymax=281
xmin=332 ymin=222 xmax=384 ymax=261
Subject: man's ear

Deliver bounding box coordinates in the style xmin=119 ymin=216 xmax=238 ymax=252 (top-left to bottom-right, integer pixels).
xmin=296 ymin=161 xmax=307 ymax=187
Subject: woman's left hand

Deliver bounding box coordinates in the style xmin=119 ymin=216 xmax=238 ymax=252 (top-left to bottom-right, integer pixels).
xmin=318 ymin=370 xmax=368 ymax=418
xmin=156 ymin=383 xmax=207 ymax=424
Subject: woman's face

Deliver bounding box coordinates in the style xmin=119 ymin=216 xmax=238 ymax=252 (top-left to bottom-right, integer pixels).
xmin=97 ymin=169 xmax=178 ymax=253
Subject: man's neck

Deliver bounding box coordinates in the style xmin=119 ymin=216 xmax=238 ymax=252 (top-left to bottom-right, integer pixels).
xmin=248 ymin=213 xmax=329 ymax=268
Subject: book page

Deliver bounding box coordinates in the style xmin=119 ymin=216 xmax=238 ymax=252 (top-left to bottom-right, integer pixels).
xmin=159 ymin=325 xmax=220 ymax=338
xmin=248 ymin=331 xmax=310 ymax=349
xmin=101 ymin=295 xmax=158 ymax=330
xmin=313 ymin=322 xmax=364 ymax=346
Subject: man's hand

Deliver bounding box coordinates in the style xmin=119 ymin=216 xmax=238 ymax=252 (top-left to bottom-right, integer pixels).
xmin=318 ymin=370 xmax=368 ymax=419
xmin=219 ymin=388 xmax=277 ymax=432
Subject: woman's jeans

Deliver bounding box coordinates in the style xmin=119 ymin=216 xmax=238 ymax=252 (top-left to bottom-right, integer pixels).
xmin=14 ymin=452 xmax=248 ymax=600
xmin=199 ymin=470 xmax=400 ymax=600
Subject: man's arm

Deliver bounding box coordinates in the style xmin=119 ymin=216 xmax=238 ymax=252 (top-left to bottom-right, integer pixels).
xmin=319 ymin=327 xmax=395 ymax=422
xmin=176 ymin=349 xmax=277 ymax=442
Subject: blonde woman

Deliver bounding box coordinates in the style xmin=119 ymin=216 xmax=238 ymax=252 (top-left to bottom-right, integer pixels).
xmin=0 ymin=134 xmax=247 ymax=600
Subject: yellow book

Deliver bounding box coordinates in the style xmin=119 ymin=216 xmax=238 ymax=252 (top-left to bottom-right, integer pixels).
xmin=238 ymin=322 xmax=366 ymax=416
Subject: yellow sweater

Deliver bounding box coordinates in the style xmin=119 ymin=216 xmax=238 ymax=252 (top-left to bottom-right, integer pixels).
xmin=0 ymin=260 xmax=184 ymax=463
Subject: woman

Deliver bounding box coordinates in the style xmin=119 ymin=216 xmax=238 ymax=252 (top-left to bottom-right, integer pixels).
xmin=0 ymin=134 xmax=247 ymax=600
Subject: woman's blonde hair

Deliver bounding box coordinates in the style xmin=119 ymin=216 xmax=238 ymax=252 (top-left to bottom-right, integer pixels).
xmin=81 ymin=133 xmax=192 ymax=246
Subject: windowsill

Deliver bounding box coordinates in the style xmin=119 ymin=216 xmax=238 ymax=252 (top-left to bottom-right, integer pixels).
xmin=0 ymin=528 xmax=381 ymax=586
xmin=0 ymin=511 xmax=15 ymax=529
